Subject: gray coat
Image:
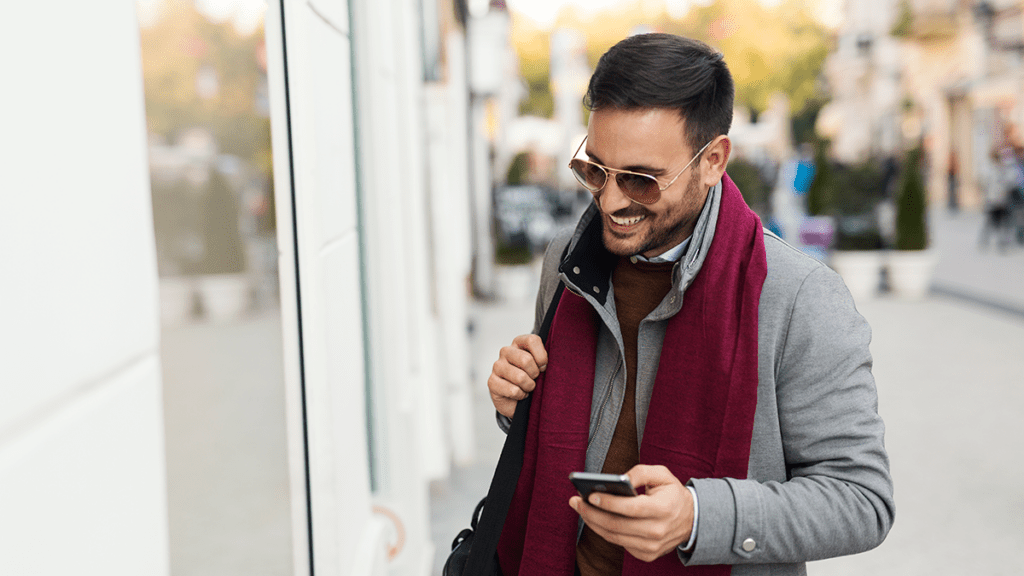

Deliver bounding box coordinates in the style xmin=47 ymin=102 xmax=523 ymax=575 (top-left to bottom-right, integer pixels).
xmin=526 ymin=181 xmax=894 ymax=575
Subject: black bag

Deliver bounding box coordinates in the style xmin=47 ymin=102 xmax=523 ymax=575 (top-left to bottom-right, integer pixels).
xmin=442 ymin=498 xmax=494 ymax=576
xmin=441 ymin=282 xmax=565 ymax=576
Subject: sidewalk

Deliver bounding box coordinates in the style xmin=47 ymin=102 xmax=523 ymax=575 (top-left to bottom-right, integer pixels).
xmin=428 ymin=220 xmax=1024 ymax=575
xmin=930 ymin=207 xmax=1024 ymax=314
xmin=814 ymin=296 xmax=1024 ymax=575
xmin=429 ymin=265 xmax=541 ymax=576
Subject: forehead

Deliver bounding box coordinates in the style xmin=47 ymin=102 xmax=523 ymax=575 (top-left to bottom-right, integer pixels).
xmin=585 ymin=108 xmax=689 ymax=168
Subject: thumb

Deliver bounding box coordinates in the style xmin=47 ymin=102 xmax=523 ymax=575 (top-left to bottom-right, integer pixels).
xmin=626 ymin=464 xmax=678 ymax=491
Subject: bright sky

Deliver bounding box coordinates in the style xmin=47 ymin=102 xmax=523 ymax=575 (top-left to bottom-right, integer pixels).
xmin=138 ymin=0 xmax=842 ymax=32
xmin=505 ymin=0 xmax=843 ymax=29
xmin=137 ymin=0 xmax=267 ymax=32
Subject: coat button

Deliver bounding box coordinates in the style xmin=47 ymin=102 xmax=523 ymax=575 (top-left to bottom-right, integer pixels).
xmin=741 ymin=538 xmax=756 ymax=552
xmin=592 ymin=286 xmax=601 ymax=294
xmin=573 ymin=266 xmax=581 ymax=275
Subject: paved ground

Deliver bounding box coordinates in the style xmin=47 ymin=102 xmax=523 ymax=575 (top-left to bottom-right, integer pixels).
xmin=429 ymin=264 xmax=542 ymax=576
xmin=161 ymin=310 xmax=295 ymax=576
xmin=814 ymin=296 xmax=1024 ymax=575
xmin=429 ymin=208 xmax=1024 ymax=575
xmin=930 ymin=208 xmax=1024 ymax=313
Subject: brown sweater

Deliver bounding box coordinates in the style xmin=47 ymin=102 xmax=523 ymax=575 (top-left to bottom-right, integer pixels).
xmin=576 ymin=257 xmax=675 ymax=576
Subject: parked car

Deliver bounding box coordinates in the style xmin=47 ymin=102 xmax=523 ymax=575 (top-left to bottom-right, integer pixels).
xmin=494 ymin=185 xmax=558 ymax=253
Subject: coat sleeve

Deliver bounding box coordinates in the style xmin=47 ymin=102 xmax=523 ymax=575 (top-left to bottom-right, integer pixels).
xmin=684 ymin=265 xmax=895 ymax=565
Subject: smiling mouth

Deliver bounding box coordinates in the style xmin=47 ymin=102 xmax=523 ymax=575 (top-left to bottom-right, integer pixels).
xmin=609 ymin=214 xmax=645 ymax=226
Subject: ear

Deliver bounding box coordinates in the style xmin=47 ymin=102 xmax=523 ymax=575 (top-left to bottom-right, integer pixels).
xmin=699 ymin=135 xmax=732 ymax=189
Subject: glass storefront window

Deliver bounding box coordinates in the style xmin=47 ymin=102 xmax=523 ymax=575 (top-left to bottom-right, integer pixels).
xmin=137 ymin=1 xmax=298 ymax=573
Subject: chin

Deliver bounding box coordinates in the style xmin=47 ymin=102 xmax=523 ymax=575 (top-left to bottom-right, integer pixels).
xmin=601 ymin=230 xmax=644 ymax=257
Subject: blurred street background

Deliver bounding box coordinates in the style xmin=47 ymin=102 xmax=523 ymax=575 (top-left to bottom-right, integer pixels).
xmin=5 ymin=0 xmax=1024 ymax=574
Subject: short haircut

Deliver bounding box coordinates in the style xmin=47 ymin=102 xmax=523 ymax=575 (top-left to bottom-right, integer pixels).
xmin=584 ymin=33 xmax=734 ymax=155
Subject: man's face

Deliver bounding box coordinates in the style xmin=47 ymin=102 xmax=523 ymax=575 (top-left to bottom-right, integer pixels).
xmin=583 ymin=108 xmax=709 ymax=258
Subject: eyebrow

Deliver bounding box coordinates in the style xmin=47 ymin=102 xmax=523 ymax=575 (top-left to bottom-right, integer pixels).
xmin=585 ymin=149 xmax=666 ymax=176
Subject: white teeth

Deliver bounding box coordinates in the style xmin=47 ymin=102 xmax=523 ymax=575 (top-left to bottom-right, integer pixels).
xmin=610 ymin=214 xmax=644 ymax=226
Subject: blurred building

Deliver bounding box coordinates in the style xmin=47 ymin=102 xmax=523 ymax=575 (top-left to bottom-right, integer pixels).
xmin=2 ymin=0 xmax=492 ymax=575
xmin=467 ymin=0 xmax=516 ymax=296
xmin=550 ymin=28 xmax=592 ymax=191
xmin=494 ymin=26 xmax=591 ymax=221
xmin=820 ymin=0 xmax=1024 ymax=209
xmin=818 ymin=0 xmax=903 ymax=162
xmin=730 ymin=93 xmax=795 ymax=165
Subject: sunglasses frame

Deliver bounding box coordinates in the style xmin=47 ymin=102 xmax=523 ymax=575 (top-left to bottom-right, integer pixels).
xmin=569 ymin=136 xmax=713 ymax=205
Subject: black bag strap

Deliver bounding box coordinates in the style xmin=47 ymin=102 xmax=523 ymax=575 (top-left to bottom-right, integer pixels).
xmin=463 ymin=278 xmax=566 ymax=575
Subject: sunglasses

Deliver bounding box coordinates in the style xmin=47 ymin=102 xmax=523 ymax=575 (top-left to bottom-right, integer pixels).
xmin=568 ymin=136 xmax=712 ymax=205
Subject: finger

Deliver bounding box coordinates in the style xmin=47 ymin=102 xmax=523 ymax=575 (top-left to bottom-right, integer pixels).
xmin=500 ymin=344 xmax=544 ymax=381
xmin=512 ymin=334 xmax=548 ymax=372
xmin=487 ymin=372 xmax=529 ymax=402
xmin=492 ymin=398 xmax=516 ymax=420
xmin=487 ymin=385 xmax=518 ymax=419
xmin=574 ymin=499 xmax=648 ymax=543
xmin=586 ymin=491 xmax=657 ymax=520
xmin=625 ymin=464 xmax=677 ymax=491
xmin=491 ymin=357 xmax=538 ymax=394
xmin=576 ymin=500 xmax=678 ymax=558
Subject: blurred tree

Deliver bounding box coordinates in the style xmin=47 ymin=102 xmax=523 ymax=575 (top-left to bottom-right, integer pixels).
xmin=806 ymin=139 xmax=833 ymax=216
xmin=512 ymin=0 xmax=831 ymax=126
xmin=895 ymin=146 xmax=928 ymax=250
xmin=512 ymin=15 xmax=556 ymax=117
xmin=890 ymin=0 xmax=913 ymax=38
xmin=520 ymin=74 xmax=556 ymax=117
xmin=506 ymin=151 xmax=531 ymax=184
xmin=791 ymin=96 xmax=828 ymax=146
xmin=830 ymin=160 xmax=886 ymax=250
xmin=726 ymin=158 xmax=772 ymax=217
xmin=139 ymin=0 xmax=272 ymax=177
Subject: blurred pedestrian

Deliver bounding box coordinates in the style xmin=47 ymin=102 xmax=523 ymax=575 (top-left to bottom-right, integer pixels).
xmin=1012 ymin=143 xmax=1024 ymax=244
xmin=487 ymin=33 xmax=893 ymax=576
xmin=947 ymin=149 xmax=959 ymax=213
xmin=982 ymin=141 xmax=1024 ymax=250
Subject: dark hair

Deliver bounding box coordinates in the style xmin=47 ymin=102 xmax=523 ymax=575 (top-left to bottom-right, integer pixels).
xmin=584 ymin=33 xmax=734 ymax=155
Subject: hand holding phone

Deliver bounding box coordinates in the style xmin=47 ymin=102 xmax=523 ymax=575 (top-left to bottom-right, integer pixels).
xmin=569 ymin=471 xmax=638 ymax=502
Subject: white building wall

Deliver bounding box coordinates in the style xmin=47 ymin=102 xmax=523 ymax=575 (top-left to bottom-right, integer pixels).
xmin=268 ymin=0 xmax=389 ymax=575
xmin=425 ymin=33 xmax=475 ymax=468
xmin=349 ymin=0 xmax=448 ymax=571
xmin=271 ymin=0 xmax=475 ymax=572
xmin=0 ymin=1 xmax=170 ymax=574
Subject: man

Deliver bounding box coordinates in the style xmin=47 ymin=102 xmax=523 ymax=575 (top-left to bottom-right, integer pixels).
xmin=487 ymin=34 xmax=894 ymax=576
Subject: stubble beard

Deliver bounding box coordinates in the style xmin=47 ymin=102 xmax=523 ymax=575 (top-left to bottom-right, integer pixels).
xmin=601 ymin=170 xmax=705 ymax=257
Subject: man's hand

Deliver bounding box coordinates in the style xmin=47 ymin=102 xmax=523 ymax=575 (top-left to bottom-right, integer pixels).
xmin=488 ymin=334 xmax=548 ymax=418
xmin=569 ymin=465 xmax=694 ymax=562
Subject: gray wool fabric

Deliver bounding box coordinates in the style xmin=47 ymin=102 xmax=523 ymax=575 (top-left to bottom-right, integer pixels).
xmin=516 ymin=180 xmax=894 ymax=574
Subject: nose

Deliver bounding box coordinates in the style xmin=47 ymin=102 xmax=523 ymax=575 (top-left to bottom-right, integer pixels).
xmin=597 ymin=175 xmax=634 ymax=214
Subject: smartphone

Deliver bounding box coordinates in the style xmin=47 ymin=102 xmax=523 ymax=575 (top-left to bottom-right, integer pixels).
xmin=569 ymin=472 xmax=638 ymax=501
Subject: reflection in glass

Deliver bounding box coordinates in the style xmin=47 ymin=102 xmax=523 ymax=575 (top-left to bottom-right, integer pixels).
xmin=138 ymin=1 xmax=295 ymax=574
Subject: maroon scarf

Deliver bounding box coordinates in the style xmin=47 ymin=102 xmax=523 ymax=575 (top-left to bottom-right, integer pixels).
xmin=496 ymin=174 xmax=767 ymax=576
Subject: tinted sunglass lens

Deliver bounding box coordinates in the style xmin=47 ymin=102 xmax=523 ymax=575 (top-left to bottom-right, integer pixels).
xmin=616 ymin=173 xmax=659 ymax=203
xmin=570 ymin=160 xmax=606 ymax=191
